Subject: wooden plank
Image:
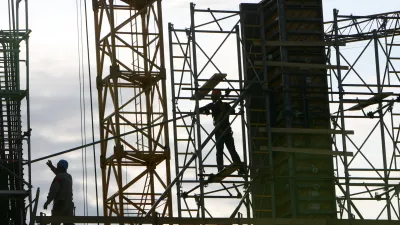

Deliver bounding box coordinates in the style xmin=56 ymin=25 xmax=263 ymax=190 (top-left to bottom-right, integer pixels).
xmin=266 ymin=61 xmax=349 ymax=70
xmin=270 ymin=128 xmax=354 ymax=135
xmin=0 ymin=90 xmax=26 ymax=101
xmin=190 ymin=73 xmax=226 ymax=100
xmin=347 ymin=92 xmax=393 ymax=111
xmin=272 ymin=147 xmax=353 ymax=157
xmin=206 ymin=163 xmax=242 ymax=183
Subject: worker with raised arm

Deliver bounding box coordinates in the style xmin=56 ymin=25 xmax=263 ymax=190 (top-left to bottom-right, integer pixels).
xmin=199 ymin=89 xmax=245 ymax=175
xmin=44 ymin=159 xmax=74 ymax=225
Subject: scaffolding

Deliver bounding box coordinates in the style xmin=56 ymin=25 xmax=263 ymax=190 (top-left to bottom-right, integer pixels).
xmin=0 ymin=0 xmax=37 ymax=225
xmin=169 ymin=3 xmax=252 ymax=218
xmin=33 ymin=1 xmax=400 ymax=224
xmin=324 ymin=10 xmax=400 ymax=220
xmin=169 ymin=0 xmax=400 ymax=221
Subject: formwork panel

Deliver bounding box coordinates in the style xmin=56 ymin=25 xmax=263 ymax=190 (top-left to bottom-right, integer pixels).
xmin=242 ymin=0 xmax=336 ymax=218
xmin=241 ymin=2 xmax=273 ymax=218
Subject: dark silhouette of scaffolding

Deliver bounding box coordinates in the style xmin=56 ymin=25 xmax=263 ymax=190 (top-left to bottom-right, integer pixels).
xmin=0 ymin=1 xmax=38 ymax=225
xmin=169 ymin=1 xmax=400 ymax=221
xmin=169 ymin=3 xmax=252 ymax=218
xmin=32 ymin=1 xmax=400 ymax=224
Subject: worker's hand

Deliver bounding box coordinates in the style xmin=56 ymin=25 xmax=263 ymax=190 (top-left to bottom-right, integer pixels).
xmin=199 ymin=109 xmax=210 ymax=115
xmin=225 ymin=88 xmax=231 ymax=96
xmin=43 ymin=201 xmax=49 ymax=210
xmin=46 ymin=160 xmax=53 ymax=168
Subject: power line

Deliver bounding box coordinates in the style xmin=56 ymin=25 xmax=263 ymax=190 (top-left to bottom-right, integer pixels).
xmin=83 ymin=0 xmax=100 ymax=219
xmin=78 ymin=0 xmax=89 ymax=217
xmin=75 ymin=0 xmax=87 ymax=218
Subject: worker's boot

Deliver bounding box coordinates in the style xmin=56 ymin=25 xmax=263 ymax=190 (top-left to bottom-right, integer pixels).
xmin=233 ymin=161 xmax=245 ymax=175
xmin=238 ymin=167 xmax=246 ymax=176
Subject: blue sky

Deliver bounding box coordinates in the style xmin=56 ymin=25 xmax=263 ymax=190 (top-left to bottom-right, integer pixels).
xmin=1 ymin=0 xmax=400 ymax=224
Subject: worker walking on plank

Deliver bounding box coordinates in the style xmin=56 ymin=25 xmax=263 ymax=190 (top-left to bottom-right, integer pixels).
xmin=44 ymin=159 xmax=75 ymax=225
xmin=199 ymin=89 xmax=245 ymax=175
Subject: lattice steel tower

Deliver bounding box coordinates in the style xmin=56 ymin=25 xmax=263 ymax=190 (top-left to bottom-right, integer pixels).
xmin=0 ymin=0 xmax=34 ymax=224
xmin=92 ymin=0 xmax=172 ymax=218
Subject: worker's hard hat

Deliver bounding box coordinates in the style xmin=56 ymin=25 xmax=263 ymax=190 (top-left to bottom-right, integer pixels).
xmin=211 ymin=89 xmax=221 ymax=96
xmin=211 ymin=89 xmax=221 ymax=102
xmin=57 ymin=159 xmax=69 ymax=170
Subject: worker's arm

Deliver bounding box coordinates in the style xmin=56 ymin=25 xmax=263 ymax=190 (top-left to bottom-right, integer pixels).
xmin=226 ymin=103 xmax=235 ymax=115
xmin=45 ymin=175 xmax=61 ymax=204
xmin=46 ymin=160 xmax=57 ymax=175
xmin=199 ymin=103 xmax=213 ymax=114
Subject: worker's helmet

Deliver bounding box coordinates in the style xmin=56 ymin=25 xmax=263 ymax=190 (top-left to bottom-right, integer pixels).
xmin=57 ymin=159 xmax=69 ymax=170
xmin=211 ymin=89 xmax=221 ymax=102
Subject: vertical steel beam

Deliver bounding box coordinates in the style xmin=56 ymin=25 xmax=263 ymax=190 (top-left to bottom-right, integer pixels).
xmin=190 ymin=2 xmax=206 ymax=218
xmin=157 ymin=1 xmax=173 ymax=216
xmin=91 ymin=1 xmax=107 ymax=218
xmin=333 ymin=8 xmax=352 ymax=219
xmin=107 ymin=0 xmax=124 ymax=214
xmin=168 ymin=23 xmax=183 ymax=219
xmin=22 ymin=0 xmax=33 ymax=220
xmin=373 ymin=30 xmax=391 ymax=219
xmin=236 ymin=24 xmax=251 ymax=218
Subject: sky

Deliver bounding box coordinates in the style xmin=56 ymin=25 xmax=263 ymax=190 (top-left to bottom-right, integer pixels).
xmin=1 ymin=0 xmax=400 ymax=224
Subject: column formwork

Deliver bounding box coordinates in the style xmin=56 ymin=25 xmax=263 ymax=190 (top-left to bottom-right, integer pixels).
xmin=241 ymin=0 xmax=336 ymax=218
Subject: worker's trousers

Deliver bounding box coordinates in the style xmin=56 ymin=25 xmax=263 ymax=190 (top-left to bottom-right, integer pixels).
xmin=215 ymin=127 xmax=241 ymax=172
xmin=51 ymin=200 xmax=74 ymax=225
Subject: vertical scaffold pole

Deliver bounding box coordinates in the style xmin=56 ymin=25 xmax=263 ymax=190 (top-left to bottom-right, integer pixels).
xmin=333 ymin=8 xmax=352 ymax=219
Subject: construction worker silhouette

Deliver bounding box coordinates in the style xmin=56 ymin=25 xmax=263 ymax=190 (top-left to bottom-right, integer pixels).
xmin=44 ymin=159 xmax=74 ymax=225
xmin=199 ymin=89 xmax=245 ymax=175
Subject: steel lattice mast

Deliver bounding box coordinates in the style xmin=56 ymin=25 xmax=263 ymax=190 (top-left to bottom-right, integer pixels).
xmin=92 ymin=0 xmax=172 ymax=218
xmin=0 ymin=0 xmax=35 ymax=224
